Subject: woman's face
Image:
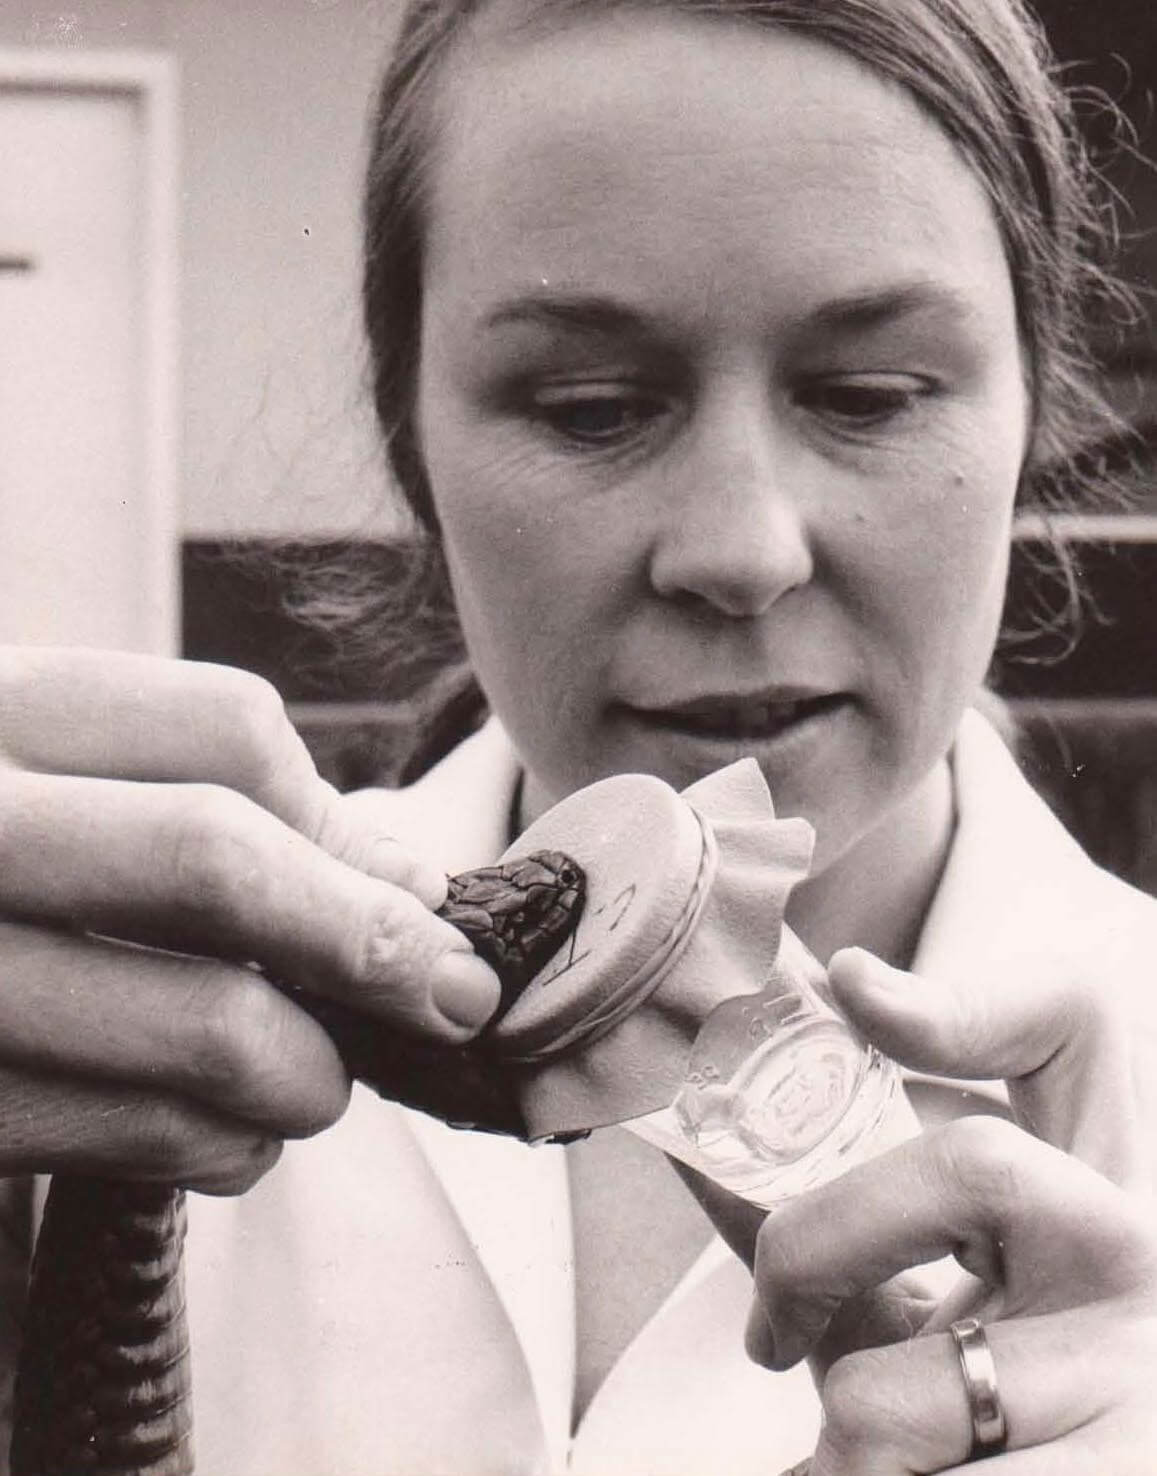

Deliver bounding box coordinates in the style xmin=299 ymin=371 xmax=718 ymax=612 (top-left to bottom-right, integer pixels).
xmin=416 ymin=7 xmax=1028 ymax=870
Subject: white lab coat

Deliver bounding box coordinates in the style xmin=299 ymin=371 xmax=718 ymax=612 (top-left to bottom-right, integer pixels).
xmin=11 ymin=712 xmax=1157 ymax=1475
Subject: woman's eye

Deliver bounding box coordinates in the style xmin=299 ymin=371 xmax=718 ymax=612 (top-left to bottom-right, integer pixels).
xmin=796 ymin=376 xmax=930 ymax=428
xmin=530 ymin=388 xmax=665 ymax=447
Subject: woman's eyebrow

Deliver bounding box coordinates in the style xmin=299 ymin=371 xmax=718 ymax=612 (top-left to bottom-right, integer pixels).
xmin=475 ymin=281 xmax=980 ymax=342
xmin=806 ymin=282 xmax=980 ymax=335
xmin=480 ymin=294 xmax=652 ymax=337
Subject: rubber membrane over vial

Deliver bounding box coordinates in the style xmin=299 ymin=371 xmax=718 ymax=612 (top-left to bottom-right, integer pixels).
xmin=485 ymin=758 xmax=915 ymax=1208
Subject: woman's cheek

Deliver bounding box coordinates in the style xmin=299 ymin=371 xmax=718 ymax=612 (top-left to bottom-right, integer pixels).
xmin=877 ymin=411 xmax=1018 ymax=574
xmin=436 ymin=427 xmax=588 ymax=555
xmin=436 ymin=456 xmax=606 ymax=694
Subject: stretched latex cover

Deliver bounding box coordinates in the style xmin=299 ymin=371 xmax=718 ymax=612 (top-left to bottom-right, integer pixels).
xmin=487 ymin=759 xmax=815 ymax=1139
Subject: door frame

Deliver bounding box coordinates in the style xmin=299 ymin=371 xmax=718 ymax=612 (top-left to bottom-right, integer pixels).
xmin=0 ymin=48 xmax=180 ymax=653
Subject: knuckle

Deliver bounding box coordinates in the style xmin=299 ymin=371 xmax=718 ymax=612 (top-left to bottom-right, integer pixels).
xmin=128 ymin=1097 xmax=202 ymax=1180
xmin=164 ymin=785 xmax=268 ymax=921
xmin=918 ymin=975 xmax=1003 ymax=1071
xmin=309 ymin=789 xmax=384 ymax=872
xmin=207 ymin=665 xmax=288 ymax=749
xmin=196 ymin=1137 xmax=285 ymax=1196
xmin=201 ymin=666 xmax=302 ymax=799
xmin=189 ymin=965 xmax=349 ymax=1134
xmin=820 ymin=1348 xmax=895 ymax=1446
xmin=931 ymin=1115 xmax=1028 ymax=1213
xmin=193 ymin=967 xmax=285 ymax=1083
xmin=358 ymin=883 xmax=448 ymax=983
xmin=1065 ymin=972 xmax=1125 ymax=1047
xmin=742 ymin=1306 xmax=775 ymax=1368
xmin=130 ymin=1097 xmax=283 ymax=1195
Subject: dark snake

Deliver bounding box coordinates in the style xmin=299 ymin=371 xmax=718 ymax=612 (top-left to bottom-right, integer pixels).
xmin=9 ymin=850 xmax=586 ymax=1476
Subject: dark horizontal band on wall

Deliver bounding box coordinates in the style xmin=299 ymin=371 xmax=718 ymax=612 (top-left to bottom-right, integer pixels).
xmin=992 ymin=538 xmax=1157 ymax=699
xmin=182 ymin=536 xmax=1157 ymax=703
xmin=279 ymin=693 xmax=1157 ymax=898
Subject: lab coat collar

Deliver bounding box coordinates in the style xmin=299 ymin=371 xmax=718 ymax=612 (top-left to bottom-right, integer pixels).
xmin=383 ymin=714 xmax=522 ymax=874
xmin=404 ymin=707 xmax=1089 ymax=1002
xmin=392 ymin=720 xmax=576 ymax=1464
xmin=395 ymin=720 xmax=821 ymax=1469
xmin=400 ymin=709 xmax=1045 ymax=1252
xmin=913 ymin=707 xmax=1101 ymax=991
xmin=398 ymin=709 xmax=1105 ymax=1463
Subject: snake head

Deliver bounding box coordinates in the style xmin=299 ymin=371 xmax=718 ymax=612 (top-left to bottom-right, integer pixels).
xmin=441 ymin=849 xmax=585 ymax=1012
xmin=277 ymin=849 xmax=586 ymax=1139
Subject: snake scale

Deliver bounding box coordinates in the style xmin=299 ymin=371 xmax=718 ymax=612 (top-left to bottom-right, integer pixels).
xmin=10 ymin=850 xmax=586 ymax=1476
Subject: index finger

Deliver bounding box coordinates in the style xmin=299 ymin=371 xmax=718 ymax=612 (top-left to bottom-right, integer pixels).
xmin=0 ymin=647 xmax=446 ymax=903
xmin=0 ymin=648 xmax=312 ymax=802
xmin=751 ymin=1117 xmax=1148 ymax=1369
xmin=827 ymin=945 xmax=1153 ymax=1196
xmin=0 ymin=770 xmax=499 ymax=1042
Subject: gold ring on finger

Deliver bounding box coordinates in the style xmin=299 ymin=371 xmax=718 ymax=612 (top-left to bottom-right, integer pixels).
xmin=949 ymin=1316 xmax=1009 ymax=1460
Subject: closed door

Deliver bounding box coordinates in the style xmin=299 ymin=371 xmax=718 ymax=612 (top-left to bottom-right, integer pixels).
xmin=0 ymin=59 xmax=177 ymax=653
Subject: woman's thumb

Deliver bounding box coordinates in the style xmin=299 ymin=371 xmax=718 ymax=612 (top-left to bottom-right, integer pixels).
xmin=827 ymin=946 xmax=1026 ymax=1081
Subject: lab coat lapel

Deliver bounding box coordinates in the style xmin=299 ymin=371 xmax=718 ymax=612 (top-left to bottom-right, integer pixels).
xmin=187 ymin=1086 xmax=553 ymax=1475
xmin=914 ymin=709 xmax=1098 ymax=997
xmin=384 ymin=720 xmax=578 ymax=1462
xmin=377 ymin=715 xmax=521 ymax=877
xmin=914 ymin=708 xmax=1155 ymax=1186
xmin=570 ymin=1237 xmax=820 ymax=1475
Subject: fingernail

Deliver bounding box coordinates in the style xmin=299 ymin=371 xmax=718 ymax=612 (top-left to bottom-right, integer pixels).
xmin=431 ymin=950 xmax=501 ymax=1031
xmin=409 ymin=864 xmax=450 ymax=911
xmin=830 ymin=947 xmax=911 ymax=1000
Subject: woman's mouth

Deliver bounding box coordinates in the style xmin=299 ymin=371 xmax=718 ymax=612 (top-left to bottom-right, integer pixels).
xmin=631 ymin=692 xmax=848 ymax=742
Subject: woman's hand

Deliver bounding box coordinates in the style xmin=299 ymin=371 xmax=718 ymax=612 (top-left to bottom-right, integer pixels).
xmin=0 ymin=646 xmax=501 ymax=1193
xmin=754 ymin=1117 xmax=1157 ymax=1474
xmin=680 ymin=935 xmax=1157 ymax=1471
xmin=828 ymin=940 xmax=1156 ymax=1193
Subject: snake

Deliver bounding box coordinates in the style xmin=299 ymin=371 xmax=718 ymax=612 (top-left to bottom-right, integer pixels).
xmin=9 ymin=850 xmax=586 ymax=1476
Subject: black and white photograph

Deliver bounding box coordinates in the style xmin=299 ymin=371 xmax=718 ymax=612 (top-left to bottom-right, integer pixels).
xmin=0 ymin=2 xmax=1155 ymax=1472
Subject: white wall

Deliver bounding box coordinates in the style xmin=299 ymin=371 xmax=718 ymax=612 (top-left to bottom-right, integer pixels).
xmin=0 ymin=0 xmax=405 ymax=537
xmin=5 ymin=2 xmax=1152 ymax=538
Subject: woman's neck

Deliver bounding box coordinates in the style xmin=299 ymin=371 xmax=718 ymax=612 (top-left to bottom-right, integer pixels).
xmin=786 ymin=757 xmax=956 ymax=970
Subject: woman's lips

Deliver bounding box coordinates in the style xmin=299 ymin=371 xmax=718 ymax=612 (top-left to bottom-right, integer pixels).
xmin=629 ymin=691 xmax=848 ymax=741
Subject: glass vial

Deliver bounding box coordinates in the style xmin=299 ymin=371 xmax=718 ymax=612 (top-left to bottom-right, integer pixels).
xmin=625 ymin=929 xmax=915 ymax=1208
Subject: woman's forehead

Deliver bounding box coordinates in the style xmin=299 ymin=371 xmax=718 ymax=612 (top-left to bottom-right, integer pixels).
xmin=421 ymin=7 xmax=1016 ymax=344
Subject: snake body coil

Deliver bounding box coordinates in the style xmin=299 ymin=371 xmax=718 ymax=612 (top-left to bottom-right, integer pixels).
xmin=10 ymin=850 xmax=585 ymax=1476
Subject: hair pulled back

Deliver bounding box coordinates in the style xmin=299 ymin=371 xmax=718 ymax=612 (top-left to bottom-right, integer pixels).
xmin=363 ymin=0 xmax=1121 ymax=529
xmin=342 ymin=0 xmax=1128 ymax=767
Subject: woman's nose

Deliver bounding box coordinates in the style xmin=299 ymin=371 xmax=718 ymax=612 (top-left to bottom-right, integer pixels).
xmin=647 ymin=402 xmax=815 ymax=618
